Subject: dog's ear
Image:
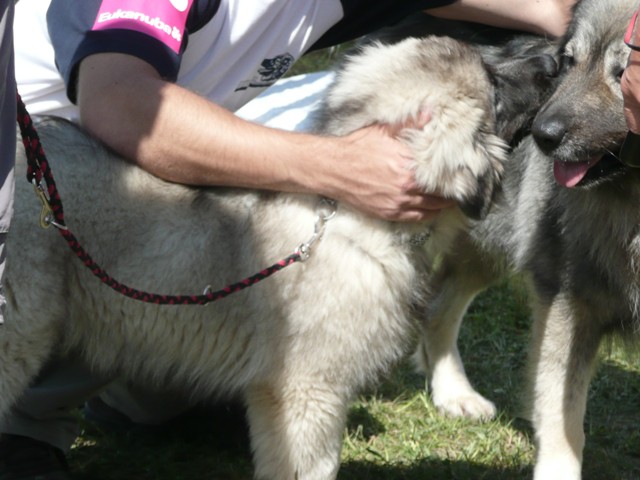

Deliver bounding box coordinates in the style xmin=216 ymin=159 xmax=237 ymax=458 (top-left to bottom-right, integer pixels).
xmin=456 ymin=131 xmax=506 ymax=220
xmin=485 ymin=52 xmax=559 ymax=144
xmin=406 ymin=124 xmax=506 ymax=221
xmin=458 ymin=169 xmax=500 ymax=220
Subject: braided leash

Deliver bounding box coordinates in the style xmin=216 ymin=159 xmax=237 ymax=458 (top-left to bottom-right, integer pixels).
xmin=16 ymin=94 xmax=335 ymax=305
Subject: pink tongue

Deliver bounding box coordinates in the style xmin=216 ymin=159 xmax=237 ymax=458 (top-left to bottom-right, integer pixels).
xmin=553 ymin=159 xmax=598 ymax=187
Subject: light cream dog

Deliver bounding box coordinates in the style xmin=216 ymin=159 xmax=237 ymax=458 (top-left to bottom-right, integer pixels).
xmin=1 ymin=32 xmax=550 ymax=480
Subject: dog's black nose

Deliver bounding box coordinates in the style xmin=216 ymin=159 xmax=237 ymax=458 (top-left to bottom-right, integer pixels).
xmin=532 ymin=116 xmax=567 ymax=153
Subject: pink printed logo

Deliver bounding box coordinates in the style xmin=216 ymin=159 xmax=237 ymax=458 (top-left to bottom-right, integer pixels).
xmin=92 ymin=0 xmax=193 ymax=54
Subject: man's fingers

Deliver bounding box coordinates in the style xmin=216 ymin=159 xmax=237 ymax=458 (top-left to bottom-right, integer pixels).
xmin=400 ymin=192 xmax=456 ymax=210
xmin=418 ymin=193 xmax=457 ymax=210
xmin=384 ymin=108 xmax=432 ymax=136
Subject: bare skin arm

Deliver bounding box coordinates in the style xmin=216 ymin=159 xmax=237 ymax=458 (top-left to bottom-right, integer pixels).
xmin=77 ymin=1 xmax=576 ymax=222
xmin=429 ymin=0 xmax=577 ymax=38
xmin=623 ymin=54 xmax=640 ymax=133
xmin=77 ymin=54 xmax=451 ymax=223
xmin=623 ymin=10 xmax=640 ymax=134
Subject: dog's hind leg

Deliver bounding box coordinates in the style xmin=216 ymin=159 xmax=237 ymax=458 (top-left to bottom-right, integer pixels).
xmin=245 ymin=378 xmax=347 ymax=480
xmin=0 ymin=240 xmax=72 ymax=421
xmin=0 ymin=310 xmax=62 ymax=421
xmin=529 ymin=292 xmax=602 ymax=480
xmin=415 ymin=236 xmax=503 ymax=421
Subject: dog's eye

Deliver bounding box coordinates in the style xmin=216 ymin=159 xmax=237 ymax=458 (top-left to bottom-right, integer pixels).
xmin=615 ymin=66 xmax=625 ymax=82
xmin=559 ymin=54 xmax=575 ymax=74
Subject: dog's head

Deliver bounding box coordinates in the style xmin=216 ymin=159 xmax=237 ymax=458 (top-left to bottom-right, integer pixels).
xmin=531 ymin=0 xmax=637 ymax=189
xmin=318 ymin=29 xmax=561 ymax=221
xmin=366 ymin=13 xmax=561 ymax=147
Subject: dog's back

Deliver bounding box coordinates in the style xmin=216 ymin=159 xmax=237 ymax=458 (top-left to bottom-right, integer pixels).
xmin=2 ymin=16 xmax=561 ymax=480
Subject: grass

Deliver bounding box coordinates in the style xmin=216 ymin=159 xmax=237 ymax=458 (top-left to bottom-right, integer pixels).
xmin=285 ymin=44 xmax=355 ymax=78
xmin=67 ymin=48 xmax=640 ymax=479
xmin=66 ymin=279 xmax=640 ymax=480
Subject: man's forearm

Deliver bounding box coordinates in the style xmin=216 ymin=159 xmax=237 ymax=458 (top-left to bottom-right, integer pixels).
xmin=77 ymin=52 xmax=455 ymax=222
xmin=428 ymin=0 xmax=577 ymax=38
xmin=77 ymin=53 xmax=336 ymax=193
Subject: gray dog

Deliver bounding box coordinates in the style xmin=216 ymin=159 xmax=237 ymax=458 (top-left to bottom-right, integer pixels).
xmin=415 ymin=1 xmax=640 ymax=478
xmin=1 ymin=20 xmax=555 ymax=480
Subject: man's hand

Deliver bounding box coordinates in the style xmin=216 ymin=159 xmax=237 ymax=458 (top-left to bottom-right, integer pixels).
xmin=77 ymin=54 xmax=455 ymax=223
xmin=324 ymin=112 xmax=456 ymax=223
xmin=623 ymin=51 xmax=640 ymax=134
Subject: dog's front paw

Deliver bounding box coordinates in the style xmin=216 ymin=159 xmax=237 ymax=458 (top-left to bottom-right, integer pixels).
xmin=533 ymin=457 xmax=581 ymax=480
xmin=432 ymin=389 xmax=497 ymax=422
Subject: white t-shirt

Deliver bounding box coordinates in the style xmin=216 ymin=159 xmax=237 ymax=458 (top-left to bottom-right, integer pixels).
xmin=15 ymin=0 xmax=454 ymax=122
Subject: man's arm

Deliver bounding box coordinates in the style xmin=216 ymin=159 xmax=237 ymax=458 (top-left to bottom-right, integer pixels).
xmin=623 ymin=8 xmax=640 ymax=134
xmin=623 ymin=52 xmax=640 ymax=134
xmin=428 ymin=0 xmax=577 ymax=38
xmin=77 ymin=53 xmax=453 ymax=222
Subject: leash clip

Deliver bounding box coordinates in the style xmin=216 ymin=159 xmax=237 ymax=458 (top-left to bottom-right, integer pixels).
xmin=32 ymin=180 xmax=66 ymax=230
xmin=296 ymin=197 xmax=337 ymax=262
xmin=32 ymin=180 xmax=54 ymax=229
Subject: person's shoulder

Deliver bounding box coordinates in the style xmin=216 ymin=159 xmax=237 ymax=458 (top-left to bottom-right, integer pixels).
xmin=188 ymin=0 xmax=222 ymax=32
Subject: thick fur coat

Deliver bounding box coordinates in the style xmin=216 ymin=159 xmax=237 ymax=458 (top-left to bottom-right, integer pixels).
xmin=415 ymin=1 xmax=640 ymax=478
xmin=1 ymin=23 xmax=556 ymax=480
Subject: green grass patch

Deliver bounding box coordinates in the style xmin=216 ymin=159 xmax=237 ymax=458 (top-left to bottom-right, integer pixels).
xmin=286 ymin=44 xmax=356 ymax=77
xmin=67 ymin=280 xmax=640 ymax=479
xmin=67 ymin=47 xmax=640 ymax=480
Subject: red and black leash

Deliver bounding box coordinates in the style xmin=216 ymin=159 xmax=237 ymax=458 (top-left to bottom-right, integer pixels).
xmin=16 ymin=94 xmax=309 ymax=305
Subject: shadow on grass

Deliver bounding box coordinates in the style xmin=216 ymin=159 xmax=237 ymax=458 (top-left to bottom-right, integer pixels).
xmin=340 ymin=458 xmax=531 ymax=480
xmin=67 ymin=281 xmax=640 ymax=480
xmin=67 ymin=363 xmax=640 ymax=480
xmin=70 ymin=419 xmax=535 ymax=480
xmin=70 ymin=401 xmax=253 ymax=480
